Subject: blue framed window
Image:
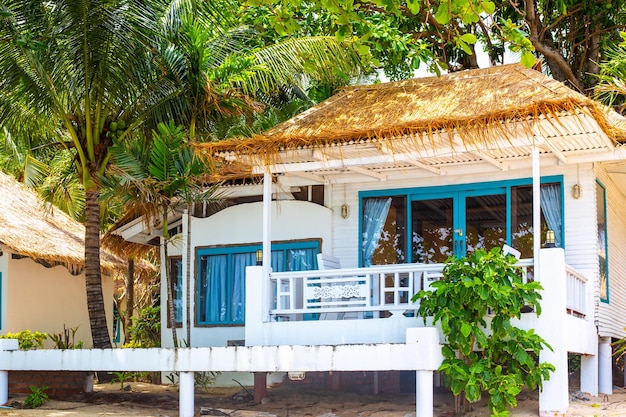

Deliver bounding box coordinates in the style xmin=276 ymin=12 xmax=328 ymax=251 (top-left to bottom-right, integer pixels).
xmin=113 ymin=304 xmax=121 ymax=343
xmin=197 ymin=240 xmax=320 ymax=325
xmin=168 ymin=257 xmax=183 ymax=327
xmin=597 ymin=181 xmax=609 ymax=303
xmin=359 ymin=176 xmax=563 ymax=265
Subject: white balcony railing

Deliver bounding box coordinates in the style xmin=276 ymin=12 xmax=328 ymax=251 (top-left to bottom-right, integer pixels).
xmin=269 ymin=259 xmax=542 ymax=321
xmin=566 ymin=265 xmax=587 ymax=318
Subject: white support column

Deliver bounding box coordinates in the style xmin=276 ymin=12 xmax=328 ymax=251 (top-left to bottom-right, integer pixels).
xmin=0 ymin=339 xmax=18 ymax=405
xmin=415 ymin=370 xmax=434 ymax=417
xmin=406 ymin=327 xmax=443 ymax=417
xmin=244 ymin=266 xmax=264 ymax=345
xmin=581 ymin=353 xmax=599 ymax=396
xmin=262 ymin=170 xmax=272 ymax=322
xmin=179 ymin=371 xmax=195 ymax=417
xmin=599 ymin=337 xmax=613 ymax=395
xmin=537 ymin=248 xmax=569 ymax=417
xmin=182 ymin=208 xmax=189 ymax=346
xmin=532 ymin=137 xmax=542 ymax=265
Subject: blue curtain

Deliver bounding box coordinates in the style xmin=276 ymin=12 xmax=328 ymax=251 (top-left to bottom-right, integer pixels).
xmin=362 ymin=197 xmax=392 ymax=266
xmin=271 ymin=251 xmax=285 ymax=272
xmin=288 ymin=248 xmax=317 ymax=271
xmin=204 ymin=255 xmax=227 ymax=322
xmin=540 ymin=184 xmax=562 ymax=247
xmin=231 ymin=253 xmax=255 ymax=322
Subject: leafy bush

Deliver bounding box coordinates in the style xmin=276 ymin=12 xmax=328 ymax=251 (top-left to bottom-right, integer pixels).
xmin=0 ymin=330 xmax=48 ymax=350
xmin=124 ymin=306 xmax=160 ymax=348
xmin=414 ymin=247 xmax=554 ymax=416
xmin=49 ymin=324 xmax=83 ymax=349
xmin=24 ymin=385 xmax=49 ymax=408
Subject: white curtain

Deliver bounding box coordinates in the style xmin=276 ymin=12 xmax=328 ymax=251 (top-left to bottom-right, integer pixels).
xmin=362 ymin=197 xmax=392 ymax=266
xmin=540 ymin=184 xmax=562 ymax=247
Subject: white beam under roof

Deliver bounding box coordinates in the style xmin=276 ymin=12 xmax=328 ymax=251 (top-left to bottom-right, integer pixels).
xmin=541 ymin=140 xmax=568 ymax=164
xmin=285 ymin=171 xmax=327 ymax=184
xmin=405 ymin=158 xmax=441 ymax=175
xmin=470 ymin=151 xmax=506 ymax=171
xmin=348 ymin=166 xmax=387 ymax=180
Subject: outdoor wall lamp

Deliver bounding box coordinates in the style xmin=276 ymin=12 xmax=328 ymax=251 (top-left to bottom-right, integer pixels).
xmin=545 ymin=230 xmax=556 ymax=248
xmin=255 ymin=249 xmax=263 ymax=265
xmin=572 ymin=183 xmax=581 ymax=199
xmin=341 ymin=204 xmax=350 ymax=219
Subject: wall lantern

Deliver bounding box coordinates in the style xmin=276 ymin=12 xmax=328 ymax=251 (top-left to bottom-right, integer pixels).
xmin=255 ymin=249 xmax=263 ymax=266
xmin=572 ymin=183 xmax=581 ymax=199
xmin=341 ymin=204 xmax=350 ymax=219
xmin=545 ymin=230 xmax=556 ymax=248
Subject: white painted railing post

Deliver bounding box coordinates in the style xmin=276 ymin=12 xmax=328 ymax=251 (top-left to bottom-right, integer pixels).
xmin=537 ymin=248 xmax=569 ymax=417
xmin=179 ymin=371 xmax=195 ymax=417
xmin=245 ymin=266 xmax=264 ymax=345
xmin=0 ymin=339 xmax=18 ymax=405
xmin=406 ymin=327 xmax=443 ymax=417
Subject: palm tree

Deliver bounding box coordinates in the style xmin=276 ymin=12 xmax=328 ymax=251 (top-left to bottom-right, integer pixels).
xmin=102 ymin=121 xmax=221 ymax=347
xmin=152 ymin=0 xmax=368 ymax=344
xmin=0 ymin=0 xmax=367 ymax=349
xmin=0 ymin=0 xmax=174 ymax=348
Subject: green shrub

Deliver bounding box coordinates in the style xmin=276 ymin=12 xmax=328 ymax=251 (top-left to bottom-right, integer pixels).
xmin=24 ymin=385 xmax=49 ymax=408
xmin=0 ymin=330 xmax=48 ymax=350
xmin=125 ymin=306 xmax=160 ymax=348
xmin=49 ymin=324 xmax=83 ymax=349
xmin=414 ymin=247 xmax=554 ymax=416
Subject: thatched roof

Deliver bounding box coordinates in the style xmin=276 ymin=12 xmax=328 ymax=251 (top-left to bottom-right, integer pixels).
xmin=0 ymin=171 xmax=135 ymax=275
xmin=196 ymin=63 xmax=626 ymax=177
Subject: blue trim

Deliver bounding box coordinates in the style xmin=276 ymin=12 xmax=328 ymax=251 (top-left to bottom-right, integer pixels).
xmin=597 ymin=180 xmax=609 ymax=304
xmin=196 ymin=240 xmax=320 ymax=325
xmin=359 ymin=176 xmax=563 ymax=199
xmin=359 ymin=176 xmax=564 ymax=265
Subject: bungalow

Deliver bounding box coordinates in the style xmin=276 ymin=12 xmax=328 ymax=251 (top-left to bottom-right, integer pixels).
xmin=115 ymin=63 xmax=626 ymax=415
xmin=0 ymin=171 xmax=128 ymax=347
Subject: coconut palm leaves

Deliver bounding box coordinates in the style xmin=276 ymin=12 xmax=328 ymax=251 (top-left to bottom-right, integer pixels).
xmin=156 ymin=0 xmax=368 ymax=140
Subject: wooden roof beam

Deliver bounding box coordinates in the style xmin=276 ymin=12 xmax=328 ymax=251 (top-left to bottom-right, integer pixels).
xmin=347 ymin=166 xmax=387 ymax=181
xmin=541 ymin=139 xmax=568 ymax=164
xmin=471 ymin=151 xmax=507 ymax=171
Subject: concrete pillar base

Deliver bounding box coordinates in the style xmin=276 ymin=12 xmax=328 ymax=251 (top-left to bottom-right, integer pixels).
xmin=179 ymin=371 xmax=195 ymax=417
xmin=254 ymin=372 xmax=267 ymax=403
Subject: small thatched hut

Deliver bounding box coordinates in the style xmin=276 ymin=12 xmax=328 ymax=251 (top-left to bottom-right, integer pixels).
xmin=0 ymin=171 xmax=132 ymax=346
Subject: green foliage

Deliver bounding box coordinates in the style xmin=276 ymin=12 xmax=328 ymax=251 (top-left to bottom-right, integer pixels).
xmin=0 ymin=330 xmax=48 ymax=350
xmin=164 ymin=371 xmax=220 ymax=392
xmin=49 ymin=325 xmax=84 ymax=349
xmin=24 ymin=385 xmax=49 ymax=408
xmin=414 ymin=248 xmax=554 ymax=416
xmin=109 ymin=371 xmax=138 ymax=390
xmin=124 ymin=306 xmax=161 ymax=348
xmin=195 ymin=371 xmax=220 ymax=393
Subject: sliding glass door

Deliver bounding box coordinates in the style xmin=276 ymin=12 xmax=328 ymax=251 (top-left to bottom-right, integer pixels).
xmin=411 ymin=188 xmax=507 ymax=262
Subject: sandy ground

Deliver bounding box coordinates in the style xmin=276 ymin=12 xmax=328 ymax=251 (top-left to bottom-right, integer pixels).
xmin=1 ymin=382 xmax=626 ymax=417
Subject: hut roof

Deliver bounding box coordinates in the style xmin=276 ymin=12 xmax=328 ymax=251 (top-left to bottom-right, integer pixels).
xmin=196 ymin=64 xmax=626 ymax=178
xmin=0 ymin=171 xmax=135 ymax=275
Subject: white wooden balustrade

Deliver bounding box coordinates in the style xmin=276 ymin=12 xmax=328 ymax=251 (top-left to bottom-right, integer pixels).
xmin=565 ymin=265 xmax=587 ymax=318
xmin=268 ymin=258 xmax=588 ymax=320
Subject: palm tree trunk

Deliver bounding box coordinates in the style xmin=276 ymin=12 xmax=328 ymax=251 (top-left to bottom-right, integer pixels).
xmin=125 ymin=258 xmax=135 ymax=344
xmin=85 ymin=189 xmax=113 ymax=349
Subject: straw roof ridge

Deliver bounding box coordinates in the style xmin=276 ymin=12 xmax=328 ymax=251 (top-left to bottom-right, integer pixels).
xmin=0 ymin=171 xmax=130 ymax=275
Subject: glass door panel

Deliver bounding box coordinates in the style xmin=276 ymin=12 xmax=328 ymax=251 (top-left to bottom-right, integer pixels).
xmin=464 ymin=193 xmax=507 ymax=255
xmin=411 ymin=198 xmax=454 ymax=263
